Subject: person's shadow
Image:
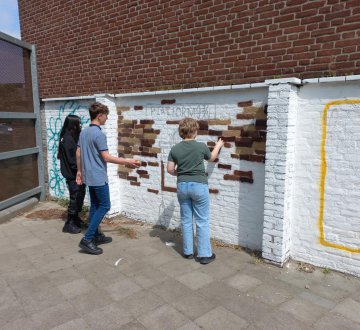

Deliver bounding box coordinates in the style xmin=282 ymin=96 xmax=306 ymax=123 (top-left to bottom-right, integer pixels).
xmin=149 ymin=200 xmax=183 ymax=257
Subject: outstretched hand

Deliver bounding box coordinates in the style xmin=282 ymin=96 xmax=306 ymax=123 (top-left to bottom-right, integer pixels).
xmin=216 ymin=138 xmax=224 ymax=148
xmin=127 ymin=159 xmax=141 ymax=168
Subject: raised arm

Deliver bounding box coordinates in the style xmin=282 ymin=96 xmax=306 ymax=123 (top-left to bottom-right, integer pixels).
xmin=100 ymin=150 xmax=140 ymax=168
xmin=76 ymin=147 xmax=82 ymax=184
xmin=209 ymin=138 xmax=224 ymax=161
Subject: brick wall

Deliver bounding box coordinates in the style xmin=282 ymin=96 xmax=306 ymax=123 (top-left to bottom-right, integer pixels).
xmin=19 ymin=0 xmax=360 ymax=99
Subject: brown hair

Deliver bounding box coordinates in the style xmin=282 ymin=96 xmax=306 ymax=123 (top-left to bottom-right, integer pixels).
xmin=178 ymin=117 xmax=199 ymax=139
xmin=89 ymin=102 xmax=109 ymax=120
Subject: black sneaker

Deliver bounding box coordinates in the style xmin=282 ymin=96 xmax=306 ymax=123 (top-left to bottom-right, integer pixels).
xmin=63 ymin=221 xmax=81 ymax=234
xmin=79 ymin=238 xmax=103 ymax=255
xmin=183 ymin=254 xmax=194 ymax=259
xmin=197 ymin=253 xmax=216 ymax=265
xmin=94 ymin=233 xmax=112 ymax=245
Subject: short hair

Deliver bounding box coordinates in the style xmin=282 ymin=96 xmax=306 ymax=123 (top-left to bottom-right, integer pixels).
xmin=89 ymin=102 xmax=109 ymax=120
xmin=178 ymin=118 xmax=199 ymax=139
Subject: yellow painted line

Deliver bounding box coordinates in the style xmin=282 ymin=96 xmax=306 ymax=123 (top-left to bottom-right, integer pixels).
xmin=319 ymin=99 xmax=360 ymax=253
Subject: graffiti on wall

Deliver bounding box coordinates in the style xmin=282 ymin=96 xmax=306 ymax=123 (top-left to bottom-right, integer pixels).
xmin=117 ymin=99 xmax=267 ymax=195
xmin=319 ymin=99 xmax=360 ymax=253
xmin=47 ymin=101 xmax=89 ymax=196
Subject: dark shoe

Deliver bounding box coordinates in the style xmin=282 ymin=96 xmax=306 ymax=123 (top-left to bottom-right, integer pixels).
xmin=62 ymin=221 xmax=81 ymax=234
xmin=94 ymin=233 xmax=112 ymax=245
xmin=197 ymin=253 xmax=216 ymax=265
xmin=79 ymin=238 xmax=103 ymax=255
xmin=74 ymin=215 xmax=85 ymax=228
xmin=183 ymin=254 xmax=194 ymax=259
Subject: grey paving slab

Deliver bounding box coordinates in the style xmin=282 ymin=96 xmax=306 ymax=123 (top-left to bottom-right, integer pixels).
xmin=314 ymin=313 xmax=360 ymax=330
xmin=176 ymin=270 xmax=215 ymax=290
xmin=279 ymin=297 xmax=327 ymax=324
xmin=138 ymin=304 xmax=190 ymax=330
xmin=84 ymin=303 xmax=133 ymax=330
xmin=225 ymin=273 xmax=263 ymax=292
xmin=49 ymin=318 xmax=90 ymax=330
xmin=247 ymin=283 xmax=293 ymax=306
xmin=194 ymin=306 xmax=248 ymax=330
xmin=1 ymin=202 xmax=360 ymax=330
xmin=31 ymin=302 xmax=79 ymax=329
xmin=104 ymin=277 xmax=142 ymax=301
xmin=149 ymin=278 xmax=193 ymax=303
xmin=10 ymin=275 xmax=66 ymax=314
xmin=117 ymin=289 xmax=165 ymax=317
xmin=254 ymin=310 xmax=310 ymax=330
xmin=171 ymin=292 xmax=216 ymax=320
xmin=119 ymin=320 xmax=147 ymax=330
xmin=67 ymin=288 xmax=114 ymax=315
xmin=332 ymin=298 xmax=360 ymax=324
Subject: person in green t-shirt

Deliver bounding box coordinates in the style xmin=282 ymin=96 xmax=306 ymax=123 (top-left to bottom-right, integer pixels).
xmin=167 ymin=118 xmax=223 ymax=264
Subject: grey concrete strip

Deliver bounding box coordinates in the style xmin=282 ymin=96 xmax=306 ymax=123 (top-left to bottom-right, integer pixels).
xmin=0 ymin=201 xmax=359 ymax=330
xmin=0 ymin=197 xmax=38 ymax=224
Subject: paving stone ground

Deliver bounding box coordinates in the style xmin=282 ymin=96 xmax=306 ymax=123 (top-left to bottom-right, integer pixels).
xmin=1 ymin=201 xmax=360 ymax=330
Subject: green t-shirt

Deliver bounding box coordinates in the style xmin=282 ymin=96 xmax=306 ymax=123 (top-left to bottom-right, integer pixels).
xmin=168 ymin=140 xmax=211 ymax=184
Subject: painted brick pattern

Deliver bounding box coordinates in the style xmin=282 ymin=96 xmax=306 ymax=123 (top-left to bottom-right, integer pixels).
xmin=19 ymin=0 xmax=360 ymax=98
xmin=115 ymin=89 xmax=268 ymax=249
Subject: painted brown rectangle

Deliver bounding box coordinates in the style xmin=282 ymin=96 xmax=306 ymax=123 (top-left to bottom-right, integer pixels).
xmin=141 ymin=152 xmax=157 ymax=158
xmin=218 ymin=163 xmax=232 ymax=170
xmin=236 ymin=113 xmax=255 ymax=119
xmin=127 ymin=176 xmax=137 ymax=182
xmin=209 ymin=130 xmax=222 ymax=136
xmin=238 ymin=100 xmax=253 ymax=107
xmin=147 ymin=188 xmax=159 ymax=194
xmin=207 ymin=141 xmax=216 ymax=146
xmin=198 ymin=120 xmax=209 ymax=130
xmin=148 ymin=162 xmax=159 ymax=166
xmin=209 ymin=189 xmax=219 ymax=194
xmin=197 ymin=130 xmax=209 ymax=135
xmin=134 ymin=106 xmax=143 ymax=110
xmin=166 ymin=120 xmax=180 ymax=124
xmin=140 ymin=120 xmax=154 ymax=124
xmin=224 ymin=174 xmax=241 ymax=181
xmin=224 ymin=142 xmax=232 ymax=148
xmin=118 ymin=172 xmax=128 ymax=179
xmin=139 ymin=174 xmax=150 ymax=179
xmin=135 ymin=124 xmax=146 ymax=129
xmin=141 ymin=161 xmax=148 ymax=167
xmin=235 ymin=138 xmax=253 ymax=147
xmin=130 ymin=181 xmax=141 ymax=186
xmin=161 ymin=99 xmax=176 ymax=104
xmin=163 ymin=187 xmax=177 ymax=193
xmin=233 ymin=170 xmax=253 ymax=178
xmin=240 ymin=177 xmax=254 ymax=183
xmin=231 ymin=154 xmax=240 ymax=159
xmin=220 ymin=136 xmax=236 ymax=142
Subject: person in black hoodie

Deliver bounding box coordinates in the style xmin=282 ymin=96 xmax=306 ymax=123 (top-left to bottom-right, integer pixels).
xmin=57 ymin=114 xmax=86 ymax=234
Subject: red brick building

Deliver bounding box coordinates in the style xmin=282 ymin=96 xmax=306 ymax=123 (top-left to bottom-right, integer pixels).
xmin=19 ymin=0 xmax=360 ymax=98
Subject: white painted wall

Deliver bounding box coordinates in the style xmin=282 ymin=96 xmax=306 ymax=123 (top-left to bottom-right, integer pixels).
xmin=291 ymin=81 xmax=360 ymax=276
xmin=42 ymin=77 xmax=360 ymax=276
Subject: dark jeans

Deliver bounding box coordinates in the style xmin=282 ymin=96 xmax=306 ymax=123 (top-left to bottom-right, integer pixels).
xmin=84 ymin=183 xmax=111 ymax=241
xmin=67 ymin=179 xmax=86 ymax=217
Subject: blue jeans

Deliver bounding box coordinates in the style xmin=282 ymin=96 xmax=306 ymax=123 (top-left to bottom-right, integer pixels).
xmin=84 ymin=183 xmax=111 ymax=241
xmin=177 ymin=182 xmax=212 ymax=257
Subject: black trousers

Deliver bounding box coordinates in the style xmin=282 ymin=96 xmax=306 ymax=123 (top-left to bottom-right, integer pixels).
xmin=67 ymin=179 xmax=86 ymax=218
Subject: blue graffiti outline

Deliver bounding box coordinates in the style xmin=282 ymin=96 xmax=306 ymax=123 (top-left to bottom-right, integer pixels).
xmin=47 ymin=100 xmax=90 ymax=197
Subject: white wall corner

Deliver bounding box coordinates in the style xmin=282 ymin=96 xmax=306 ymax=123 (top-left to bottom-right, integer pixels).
xmin=262 ymin=82 xmax=299 ymax=265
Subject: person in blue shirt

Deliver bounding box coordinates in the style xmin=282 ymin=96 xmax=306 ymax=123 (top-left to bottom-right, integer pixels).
xmin=58 ymin=114 xmax=85 ymax=234
xmin=76 ymin=102 xmax=140 ymax=255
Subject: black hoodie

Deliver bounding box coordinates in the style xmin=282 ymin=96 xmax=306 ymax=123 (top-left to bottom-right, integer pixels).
xmin=58 ymin=131 xmax=78 ymax=180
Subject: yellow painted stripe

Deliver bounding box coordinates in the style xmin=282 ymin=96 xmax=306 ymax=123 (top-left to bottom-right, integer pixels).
xmin=319 ymin=99 xmax=360 ymax=253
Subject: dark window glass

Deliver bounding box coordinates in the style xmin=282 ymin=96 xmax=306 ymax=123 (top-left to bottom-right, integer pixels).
xmin=0 ymin=39 xmax=33 ymax=113
xmin=0 ymin=154 xmax=39 ymax=201
xmin=0 ymin=119 xmax=36 ymax=152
